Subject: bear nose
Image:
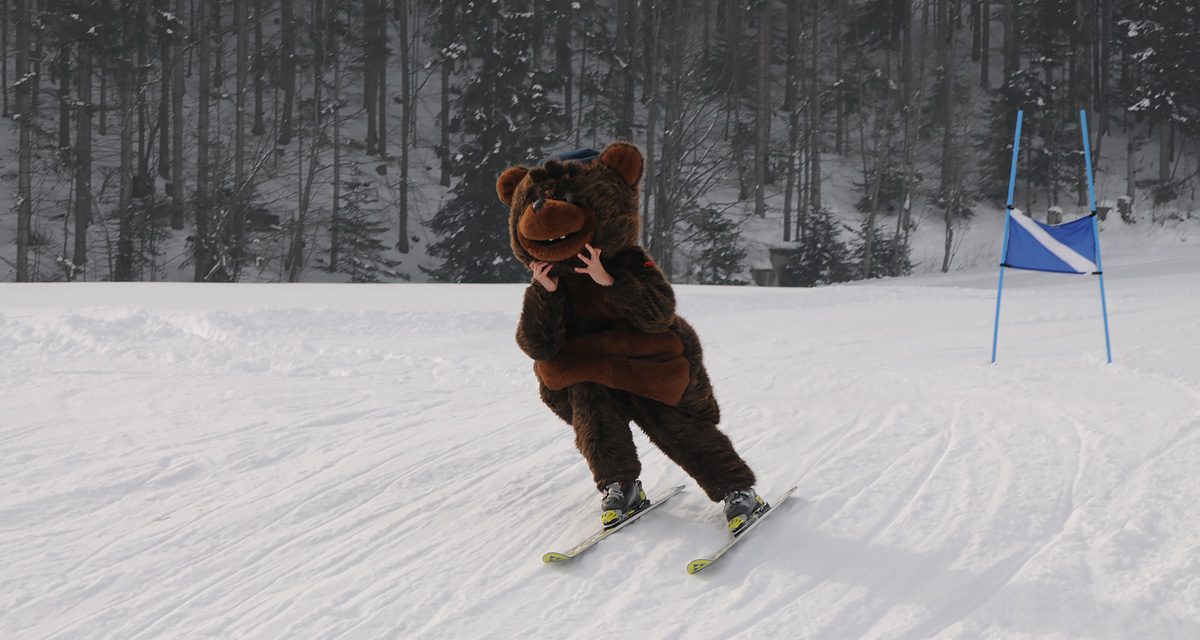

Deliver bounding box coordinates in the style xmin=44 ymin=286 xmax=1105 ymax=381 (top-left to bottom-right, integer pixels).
xmin=532 ymin=197 xmax=546 ymax=212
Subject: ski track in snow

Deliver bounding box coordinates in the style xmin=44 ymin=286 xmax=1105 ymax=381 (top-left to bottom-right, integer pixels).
xmin=3 ymin=249 xmax=1200 ymax=639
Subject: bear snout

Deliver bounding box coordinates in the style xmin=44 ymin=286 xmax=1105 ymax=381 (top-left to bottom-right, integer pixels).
xmin=518 ymin=199 xmax=585 ymax=241
xmin=517 ymin=199 xmax=597 ymax=262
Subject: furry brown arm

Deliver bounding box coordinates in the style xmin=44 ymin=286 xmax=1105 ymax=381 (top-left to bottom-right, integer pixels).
xmin=604 ymin=247 xmax=676 ymax=333
xmin=516 ymin=283 xmax=567 ymax=360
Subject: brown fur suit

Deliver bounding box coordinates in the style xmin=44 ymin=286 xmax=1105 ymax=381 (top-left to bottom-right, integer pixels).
xmin=497 ymin=142 xmax=756 ymax=502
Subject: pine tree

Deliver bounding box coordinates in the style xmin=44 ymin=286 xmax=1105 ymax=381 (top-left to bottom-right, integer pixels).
xmin=1120 ymin=0 xmax=1200 ymax=204
xmin=325 ymin=176 xmax=404 ymax=283
xmin=688 ymin=207 xmax=747 ymax=285
xmin=424 ymin=0 xmax=562 ymax=283
xmin=854 ymin=163 xmax=906 ymax=215
xmin=784 ymin=208 xmax=855 ymax=287
xmin=977 ymin=73 xmax=1078 ymax=206
xmin=850 ymin=219 xmax=912 ymax=279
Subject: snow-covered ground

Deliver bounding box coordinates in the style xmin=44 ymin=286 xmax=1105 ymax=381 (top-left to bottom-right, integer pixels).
xmin=2 ymin=237 xmax=1199 ymax=639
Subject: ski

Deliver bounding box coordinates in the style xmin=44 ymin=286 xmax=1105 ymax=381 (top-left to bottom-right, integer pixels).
xmin=686 ymin=485 xmax=798 ymax=575
xmin=542 ymin=484 xmax=685 ymax=564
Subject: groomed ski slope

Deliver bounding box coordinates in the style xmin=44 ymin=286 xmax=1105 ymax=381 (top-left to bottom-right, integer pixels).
xmin=3 ymin=242 xmax=1199 ymax=639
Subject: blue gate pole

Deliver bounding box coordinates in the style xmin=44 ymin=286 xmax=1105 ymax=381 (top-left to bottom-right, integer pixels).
xmin=992 ymin=110 xmax=1023 ymax=364
xmin=1079 ymin=109 xmax=1113 ymax=363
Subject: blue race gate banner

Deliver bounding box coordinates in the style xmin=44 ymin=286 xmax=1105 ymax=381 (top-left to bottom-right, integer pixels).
xmin=1002 ymin=211 xmax=1099 ymax=275
xmin=990 ymin=109 xmax=1113 ymax=363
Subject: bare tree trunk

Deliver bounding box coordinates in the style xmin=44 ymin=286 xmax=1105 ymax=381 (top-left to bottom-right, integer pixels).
xmin=1126 ymin=125 xmax=1136 ymax=203
xmin=1 ymin=0 xmax=9 ymax=118
xmin=438 ymin=0 xmax=452 ymax=186
xmin=1075 ymin=0 xmax=1092 ymax=207
xmin=1099 ymin=0 xmax=1111 ymax=136
xmin=289 ymin=0 xmax=324 ymax=282
xmin=377 ymin=9 xmax=388 ymax=157
xmin=27 ymin=0 xmax=43 ymax=265
xmin=863 ymin=106 xmax=896 ymax=279
xmin=74 ymin=46 xmax=93 ymax=274
xmin=278 ymin=0 xmax=295 ymax=144
xmin=642 ymin=1 xmax=660 ymax=251
xmin=643 ymin=0 xmax=657 ymax=102
xmin=900 ymin=0 xmax=916 ymax=250
xmin=615 ymin=0 xmax=635 ymax=139
xmin=971 ymin=0 xmax=980 ymax=61
xmin=330 ymin=3 xmax=342 ymax=270
xmin=556 ymin=0 xmax=573 ymax=132
xmin=980 ymin=0 xmax=990 ymax=88
xmin=135 ymin=0 xmax=152 ymax=197
xmin=783 ymin=0 xmax=800 ymax=241
xmin=15 ymin=0 xmax=32 ymax=281
xmin=726 ymin=1 xmax=749 ymax=197
xmin=1002 ymin=0 xmax=1018 ymax=79
xmin=212 ymin=0 xmax=224 ymax=87
xmin=252 ymin=0 xmax=265 ymax=135
xmin=1159 ymin=119 xmax=1171 ymax=183
xmin=158 ymin=0 xmax=171 ymax=181
xmin=171 ymin=0 xmax=185 ymax=230
xmin=574 ymin=12 xmax=587 ymax=148
xmin=57 ymin=45 xmax=70 ymax=151
xmin=530 ymin=0 xmax=543 ymax=70
xmin=98 ymin=59 xmax=107 ymax=136
xmin=364 ymin=0 xmax=379 ymax=153
xmin=753 ymin=0 xmax=770 ymax=218
xmin=809 ymin=0 xmax=821 ymax=213
xmin=940 ymin=0 xmax=956 ymax=273
xmin=396 ymin=0 xmax=410 ymax=253
xmin=195 ymin=0 xmax=211 ymax=281
xmin=116 ymin=14 xmax=135 ymax=282
xmin=406 ymin=0 xmax=420 ymax=141
xmin=835 ymin=0 xmax=846 ymax=154
xmin=233 ymin=0 xmax=248 ymax=277
xmin=653 ymin=0 xmax=684 ymax=279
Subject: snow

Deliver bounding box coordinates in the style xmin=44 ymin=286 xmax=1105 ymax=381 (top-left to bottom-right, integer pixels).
xmin=3 ymin=243 xmax=1200 ymax=639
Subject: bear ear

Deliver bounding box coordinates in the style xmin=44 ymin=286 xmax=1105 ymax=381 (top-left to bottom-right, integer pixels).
xmin=599 ymin=142 xmax=644 ymax=187
xmin=496 ymin=166 xmax=530 ymax=206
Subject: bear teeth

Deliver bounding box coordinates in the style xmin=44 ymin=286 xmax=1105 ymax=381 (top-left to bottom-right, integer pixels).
xmin=534 ymin=232 xmax=574 ymax=246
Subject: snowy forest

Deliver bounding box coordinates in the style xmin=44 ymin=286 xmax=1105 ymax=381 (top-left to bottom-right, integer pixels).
xmin=1 ymin=0 xmax=1197 ymax=283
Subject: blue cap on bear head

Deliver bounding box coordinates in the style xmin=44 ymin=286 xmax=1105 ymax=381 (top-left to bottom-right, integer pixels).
xmin=540 ymin=148 xmax=601 ymax=165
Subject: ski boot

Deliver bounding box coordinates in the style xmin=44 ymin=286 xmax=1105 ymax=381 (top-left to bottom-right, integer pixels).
xmin=723 ymin=488 xmax=769 ymax=535
xmin=600 ymin=480 xmax=650 ymax=529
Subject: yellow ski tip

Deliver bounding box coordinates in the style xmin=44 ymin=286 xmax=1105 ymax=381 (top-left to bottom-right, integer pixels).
xmin=687 ymin=559 xmax=712 ymax=575
xmin=543 ymin=552 xmax=570 ymax=564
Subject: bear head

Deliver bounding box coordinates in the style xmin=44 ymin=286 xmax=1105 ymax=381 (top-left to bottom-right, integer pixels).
xmin=496 ymin=141 xmax=644 ymax=269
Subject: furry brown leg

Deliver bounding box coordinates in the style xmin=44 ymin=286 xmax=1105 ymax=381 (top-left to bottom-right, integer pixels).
xmin=630 ymin=393 xmax=755 ymax=502
xmin=539 ymin=381 xmax=573 ymax=425
xmin=568 ymin=383 xmax=641 ymax=492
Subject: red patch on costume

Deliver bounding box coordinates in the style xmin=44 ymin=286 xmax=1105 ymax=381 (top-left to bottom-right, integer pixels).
xmin=643 ymin=260 xmax=655 ymax=267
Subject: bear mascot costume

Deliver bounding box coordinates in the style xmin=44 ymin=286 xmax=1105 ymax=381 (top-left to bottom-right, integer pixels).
xmin=497 ymin=142 xmax=767 ymax=533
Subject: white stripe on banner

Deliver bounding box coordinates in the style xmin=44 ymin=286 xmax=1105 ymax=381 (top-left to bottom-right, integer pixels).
xmin=1009 ymin=210 xmax=1098 ymax=273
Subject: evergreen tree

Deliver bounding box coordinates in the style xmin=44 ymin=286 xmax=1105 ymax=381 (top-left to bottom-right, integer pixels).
xmin=1120 ymin=0 xmax=1200 ymax=203
xmin=854 ymin=162 xmax=906 ymax=215
xmin=424 ymin=0 xmax=562 ymax=283
xmin=848 ymin=0 xmax=906 ymax=51
xmin=1120 ymin=1 xmax=1200 ymax=127
xmin=849 ymin=219 xmax=913 ymax=279
xmin=784 ymin=208 xmax=855 ymax=287
xmin=687 ymin=207 xmax=747 ymax=285
xmin=325 ymin=176 xmax=404 ymax=283
xmin=120 ymin=195 xmax=169 ymax=281
xmin=977 ymin=72 xmax=1078 ymax=204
